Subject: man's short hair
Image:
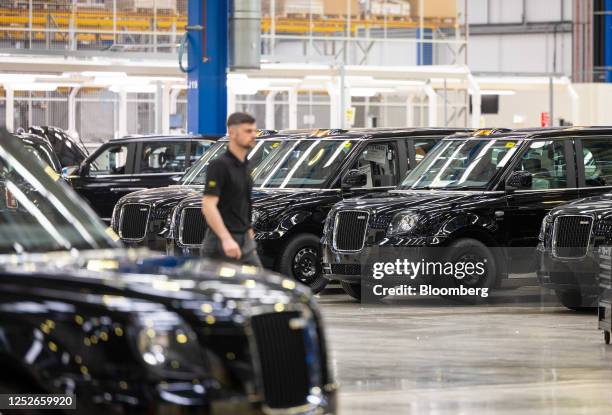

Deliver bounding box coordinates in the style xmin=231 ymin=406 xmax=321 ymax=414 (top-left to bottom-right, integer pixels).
xmin=227 ymin=112 xmax=256 ymax=128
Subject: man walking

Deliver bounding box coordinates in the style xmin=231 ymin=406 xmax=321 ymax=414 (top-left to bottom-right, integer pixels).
xmin=200 ymin=112 xmax=262 ymax=267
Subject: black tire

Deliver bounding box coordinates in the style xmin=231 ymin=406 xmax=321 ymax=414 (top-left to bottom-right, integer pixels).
xmin=278 ymin=233 xmax=328 ymax=293
xmin=436 ymin=238 xmax=497 ymax=303
xmin=341 ymin=281 xmax=362 ymax=301
xmin=555 ymin=290 xmax=597 ymax=312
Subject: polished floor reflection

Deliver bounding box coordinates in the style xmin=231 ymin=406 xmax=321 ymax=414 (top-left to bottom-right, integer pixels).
xmin=317 ymin=287 xmax=612 ymax=415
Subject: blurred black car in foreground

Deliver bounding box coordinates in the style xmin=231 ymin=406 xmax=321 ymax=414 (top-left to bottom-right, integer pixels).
xmin=0 ymin=130 xmax=336 ymax=415
xmin=167 ymin=128 xmax=470 ymax=292
xmin=111 ymin=130 xmax=304 ymax=251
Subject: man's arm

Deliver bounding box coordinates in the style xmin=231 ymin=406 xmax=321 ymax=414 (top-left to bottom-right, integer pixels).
xmin=202 ymin=195 xmax=241 ymax=259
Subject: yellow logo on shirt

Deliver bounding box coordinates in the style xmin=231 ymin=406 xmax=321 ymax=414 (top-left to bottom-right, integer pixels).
xmin=208 ymin=180 xmax=217 ymax=188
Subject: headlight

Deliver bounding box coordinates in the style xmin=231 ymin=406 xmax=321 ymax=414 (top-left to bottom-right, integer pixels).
xmin=323 ymin=211 xmax=333 ymax=235
xmin=251 ymin=209 xmax=262 ymax=225
xmin=131 ymin=312 xmax=207 ymax=378
xmin=387 ymin=212 xmax=419 ymax=236
xmin=111 ymin=204 xmax=120 ymax=231
xmin=539 ymin=215 xmax=553 ymax=242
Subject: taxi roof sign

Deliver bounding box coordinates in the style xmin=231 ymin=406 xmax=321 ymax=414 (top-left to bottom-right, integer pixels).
xmin=256 ymin=129 xmax=279 ymax=137
xmin=309 ymin=128 xmax=348 ymax=138
xmin=473 ymin=128 xmax=512 ymax=137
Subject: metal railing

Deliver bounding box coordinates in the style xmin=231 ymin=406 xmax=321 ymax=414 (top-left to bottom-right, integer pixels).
xmin=0 ymin=0 xmax=467 ymax=65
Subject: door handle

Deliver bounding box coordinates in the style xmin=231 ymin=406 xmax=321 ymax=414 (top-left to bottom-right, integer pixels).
xmin=110 ymin=187 xmax=147 ymax=192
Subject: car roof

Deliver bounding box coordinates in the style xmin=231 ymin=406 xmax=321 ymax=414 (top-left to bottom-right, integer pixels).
xmin=447 ymin=126 xmax=612 ymax=141
xmin=110 ymin=134 xmax=221 ymax=143
xmin=301 ymin=127 xmax=474 ymax=140
xmin=14 ymin=132 xmax=54 ymax=147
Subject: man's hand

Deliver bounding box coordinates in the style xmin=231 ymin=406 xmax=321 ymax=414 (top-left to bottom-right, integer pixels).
xmin=221 ymin=236 xmax=241 ymax=259
xmin=248 ymin=228 xmax=255 ymax=240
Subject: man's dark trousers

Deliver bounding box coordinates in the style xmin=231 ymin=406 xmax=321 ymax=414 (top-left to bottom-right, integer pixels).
xmin=200 ymin=228 xmax=263 ymax=267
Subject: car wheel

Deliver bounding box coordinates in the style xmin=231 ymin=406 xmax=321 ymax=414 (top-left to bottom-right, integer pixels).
xmin=554 ymin=290 xmax=597 ymax=312
xmin=438 ymin=238 xmax=497 ymax=302
xmin=278 ymin=233 xmax=328 ymax=293
xmin=341 ymin=281 xmax=362 ymax=301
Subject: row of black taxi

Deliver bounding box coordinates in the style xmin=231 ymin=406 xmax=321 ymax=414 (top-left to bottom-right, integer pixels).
xmin=101 ymin=127 xmax=612 ymax=310
xmin=1 ymin=128 xmax=338 ymax=414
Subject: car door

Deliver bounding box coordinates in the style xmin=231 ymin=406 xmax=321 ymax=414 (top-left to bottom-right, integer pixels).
xmin=575 ymin=136 xmax=612 ymax=198
xmin=503 ymin=139 xmax=579 ymax=269
xmin=130 ymin=140 xmax=190 ymax=191
xmin=71 ymin=142 xmax=136 ymax=222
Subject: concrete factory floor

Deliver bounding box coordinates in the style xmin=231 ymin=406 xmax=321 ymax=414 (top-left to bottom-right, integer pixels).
xmin=317 ymin=286 xmax=612 ymax=415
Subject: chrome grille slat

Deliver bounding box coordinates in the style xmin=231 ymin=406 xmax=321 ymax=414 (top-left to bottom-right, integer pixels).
xmin=552 ymin=215 xmax=593 ymax=259
xmin=333 ymin=210 xmax=369 ymax=252
xmin=178 ymin=207 xmax=207 ymax=247
xmin=118 ymin=203 xmax=150 ymax=241
xmin=250 ymin=311 xmax=312 ymax=409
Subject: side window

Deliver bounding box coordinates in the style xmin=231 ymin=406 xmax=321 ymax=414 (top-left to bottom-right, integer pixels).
xmin=413 ymin=139 xmax=439 ymax=165
xmin=190 ymin=140 xmax=213 ymax=165
xmin=140 ymin=142 xmax=188 ymax=174
xmin=514 ymin=140 xmax=567 ymax=190
xmin=352 ymin=142 xmax=399 ymax=188
xmin=90 ymin=145 xmax=129 ymax=176
xmin=580 ymin=138 xmax=612 ymax=187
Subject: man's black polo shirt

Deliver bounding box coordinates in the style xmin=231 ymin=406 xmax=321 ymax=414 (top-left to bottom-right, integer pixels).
xmin=203 ymin=149 xmax=252 ymax=233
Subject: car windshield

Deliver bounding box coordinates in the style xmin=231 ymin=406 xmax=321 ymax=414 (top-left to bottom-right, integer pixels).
xmin=0 ymin=133 xmax=119 ymax=254
xmin=180 ymin=139 xmax=283 ymax=185
xmin=253 ymin=139 xmax=356 ymax=189
xmin=180 ymin=141 xmax=228 ymax=185
xmin=400 ymin=138 xmax=521 ymax=190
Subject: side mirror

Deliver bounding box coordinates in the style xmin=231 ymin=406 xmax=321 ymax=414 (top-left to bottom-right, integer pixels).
xmin=505 ymin=170 xmax=532 ymax=193
xmin=341 ymin=169 xmax=367 ymax=191
xmin=61 ymin=165 xmax=79 ymax=178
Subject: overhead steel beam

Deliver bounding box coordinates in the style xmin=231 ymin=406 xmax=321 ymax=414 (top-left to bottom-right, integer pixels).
xmin=469 ymin=21 xmax=572 ymax=35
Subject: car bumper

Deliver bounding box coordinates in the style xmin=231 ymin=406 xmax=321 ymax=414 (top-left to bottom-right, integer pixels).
xmin=321 ymin=242 xmax=431 ymax=284
xmin=72 ymin=380 xmax=337 ymax=415
xmin=536 ymin=245 xmax=599 ymax=296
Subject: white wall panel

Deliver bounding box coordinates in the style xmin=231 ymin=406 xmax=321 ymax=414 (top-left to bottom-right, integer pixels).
xmin=468 ymin=32 xmax=572 ymax=75
xmin=465 ymin=0 xmax=488 ymax=24
xmin=525 ymin=0 xmax=562 ymax=22
xmin=488 ymin=0 xmax=523 ymax=24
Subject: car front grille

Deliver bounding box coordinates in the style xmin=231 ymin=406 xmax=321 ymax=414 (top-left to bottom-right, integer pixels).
xmin=553 ymin=215 xmax=593 ymax=258
xmin=179 ymin=207 xmax=206 ymax=246
xmin=333 ymin=210 xmax=369 ymax=252
xmin=331 ymin=264 xmax=362 ymax=275
xmin=119 ymin=203 xmax=150 ymax=241
xmin=250 ymin=311 xmax=315 ymax=409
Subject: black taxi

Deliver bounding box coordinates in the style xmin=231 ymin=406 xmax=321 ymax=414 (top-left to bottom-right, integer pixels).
xmin=65 ymin=134 xmax=218 ymax=222
xmin=167 ymin=127 xmax=470 ymax=292
xmin=111 ymin=130 xmax=307 ymax=251
xmin=320 ymin=127 xmax=604 ymax=300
